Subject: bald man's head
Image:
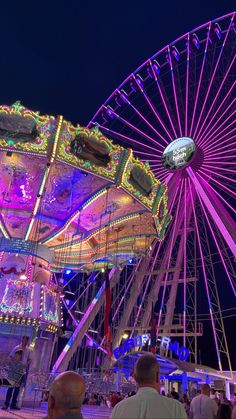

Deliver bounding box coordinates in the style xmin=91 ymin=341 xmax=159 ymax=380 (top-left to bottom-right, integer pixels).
xmin=48 ymin=371 xmax=85 ymax=419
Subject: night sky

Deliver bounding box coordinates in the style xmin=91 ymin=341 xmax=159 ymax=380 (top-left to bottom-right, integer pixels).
xmin=0 ymin=1 xmax=235 ymax=369
xmin=0 ymin=1 xmax=235 ymax=125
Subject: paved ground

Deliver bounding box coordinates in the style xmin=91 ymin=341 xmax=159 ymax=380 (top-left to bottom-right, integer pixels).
xmin=0 ymin=405 xmax=111 ymax=419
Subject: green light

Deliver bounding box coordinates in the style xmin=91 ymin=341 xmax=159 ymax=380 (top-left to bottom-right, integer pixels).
xmin=85 ymin=161 xmax=91 ymax=167
xmin=7 ymin=140 xmax=15 ymax=146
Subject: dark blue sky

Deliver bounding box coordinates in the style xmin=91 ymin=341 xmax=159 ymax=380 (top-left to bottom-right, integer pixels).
xmin=0 ymin=1 xmax=235 ymax=125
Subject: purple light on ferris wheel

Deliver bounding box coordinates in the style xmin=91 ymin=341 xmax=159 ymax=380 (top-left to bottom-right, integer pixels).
xmin=86 ymin=11 xmax=236 ymax=374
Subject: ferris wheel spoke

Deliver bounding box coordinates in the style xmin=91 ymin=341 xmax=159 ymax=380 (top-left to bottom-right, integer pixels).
xmin=155 ymin=172 xmax=169 ymax=183
xmin=150 ymin=62 xmax=178 ymax=138
xmin=197 ymin=172 xmax=236 ymax=217
xmin=203 ymin=163 xmax=236 ymax=176
xmin=199 ymin=114 xmax=236 ymax=151
xmin=203 ymin=140 xmax=236 ymax=159
xmin=187 ymin=168 xmax=236 ymax=258
xmin=152 ymin=164 xmax=168 ymax=173
xmin=132 ymin=76 xmax=173 ymax=142
xmin=189 ymin=180 xmax=224 ymax=372
xmin=196 ymin=189 xmax=236 ymax=296
xmin=200 ymin=116 xmax=236 ymax=154
xmin=197 ymin=81 xmax=236 ymax=145
xmin=196 ymin=51 xmax=236 ymax=143
xmin=183 ymin=179 xmax=188 ymax=347
xmin=153 ymin=170 xmax=170 ymax=181
xmin=203 ymin=133 xmax=236 ymax=157
xmin=204 ymin=155 xmax=236 ymax=163
xmin=117 ymin=91 xmax=169 ymax=145
xmin=198 ymin=98 xmax=236 ymax=150
xmin=185 ymin=34 xmax=190 ymax=136
xmin=134 ymin=149 xmax=163 ymax=158
xmin=199 ymin=169 xmax=236 ymax=201
xmin=153 ymin=169 xmax=170 ymax=180
xmin=104 ymin=106 xmax=165 ymax=151
xmin=152 ymin=168 xmax=170 ymax=177
xmin=167 ymin=46 xmax=183 ymax=137
xmin=203 ymin=161 xmax=236 ymax=166
xmin=197 ymin=200 xmax=233 ymax=372
xmin=199 ymin=166 xmax=236 ymax=185
xmin=189 ymin=24 xmax=211 ymax=138
xmin=91 ymin=122 xmax=162 ymax=154
xmin=157 ymin=179 xmax=184 ymax=334
xmin=193 ymin=18 xmax=234 ymax=140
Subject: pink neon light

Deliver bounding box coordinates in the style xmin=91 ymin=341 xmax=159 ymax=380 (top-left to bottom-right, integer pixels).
xmin=91 ymin=123 xmax=162 ymax=154
xmin=195 ymin=186 xmax=236 ymax=296
xmin=203 ymin=124 xmax=236 ymax=155
xmin=129 ymin=101 xmax=167 ymax=145
xmin=204 ymin=155 xmax=236 ymax=163
xmin=188 ymin=168 xmax=236 ymax=257
xmin=200 ymin=110 xmax=236 ymax=149
xmin=157 ymin=180 xmax=184 ymax=335
xmin=150 ymin=62 xmax=178 ymax=138
xmin=199 ymin=172 xmax=236 ymax=214
xmin=193 ymin=18 xmax=233 ymax=140
xmin=199 ymin=169 xmax=236 ymax=200
xmin=189 ymin=25 xmax=211 ymax=137
xmin=183 ymin=179 xmax=187 ymax=347
xmin=88 ymin=13 xmax=234 ymax=135
xmin=203 ymin=142 xmax=236 ymax=159
xmin=196 ymin=52 xmax=236 ymax=144
xmin=105 ymin=107 xmax=164 ymax=151
xmin=131 ymin=179 xmax=180 ymax=335
xmin=188 ymin=179 xmax=222 ymax=371
xmin=185 ymin=35 xmax=190 ymax=136
xmin=133 ymin=78 xmax=172 ymax=142
xmin=196 ymin=82 xmax=236 ymax=144
xmin=200 ymin=166 xmax=236 ymax=185
xmin=168 ymin=46 xmax=183 ymax=137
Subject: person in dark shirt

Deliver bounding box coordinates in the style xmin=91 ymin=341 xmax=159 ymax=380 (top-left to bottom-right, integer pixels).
xmin=171 ymin=386 xmax=180 ymax=400
xmin=1 ymin=350 xmax=25 ymax=410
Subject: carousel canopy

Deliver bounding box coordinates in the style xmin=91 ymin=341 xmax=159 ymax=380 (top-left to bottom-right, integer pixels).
xmin=0 ymin=102 xmax=170 ymax=271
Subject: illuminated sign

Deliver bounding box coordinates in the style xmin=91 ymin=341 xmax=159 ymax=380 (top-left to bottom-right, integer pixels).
xmin=113 ymin=334 xmax=189 ymax=361
xmin=162 ymin=137 xmax=195 ymax=170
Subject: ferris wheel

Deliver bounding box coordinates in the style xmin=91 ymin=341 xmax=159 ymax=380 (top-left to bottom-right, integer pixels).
xmin=84 ymin=12 xmax=236 ymax=373
xmin=53 ymin=12 xmax=236 ymax=375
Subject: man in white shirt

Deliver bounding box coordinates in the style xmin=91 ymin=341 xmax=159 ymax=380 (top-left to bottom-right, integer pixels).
xmin=189 ymin=384 xmax=218 ymax=419
xmin=111 ymin=354 xmax=187 ymax=419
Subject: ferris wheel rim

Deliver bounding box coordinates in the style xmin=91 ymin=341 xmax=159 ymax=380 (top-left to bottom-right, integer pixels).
xmin=88 ymin=11 xmax=235 ymax=128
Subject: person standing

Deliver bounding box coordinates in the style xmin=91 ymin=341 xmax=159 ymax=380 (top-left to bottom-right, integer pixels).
xmin=232 ymin=403 xmax=236 ymax=419
xmin=189 ymin=383 xmax=218 ymax=419
xmin=217 ymin=402 xmax=231 ymax=419
xmin=111 ymin=354 xmax=187 ymax=419
xmin=2 ymin=336 xmax=32 ymax=410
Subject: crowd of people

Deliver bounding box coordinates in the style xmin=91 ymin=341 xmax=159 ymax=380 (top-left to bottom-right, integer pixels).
xmin=1 ymin=342 xmax=236 ymax=419
xmin=82 ymin=386 xmax=236 ymax=419
xmin=41 ymin=353 xmax=236 ymax=419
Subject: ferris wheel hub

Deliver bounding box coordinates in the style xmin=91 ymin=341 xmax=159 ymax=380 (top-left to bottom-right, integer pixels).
xmin=162 ymin=137 xmax=196 ymax=171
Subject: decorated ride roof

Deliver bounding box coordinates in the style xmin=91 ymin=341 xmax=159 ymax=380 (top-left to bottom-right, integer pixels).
xmin=0 ymin=102 xmax=170 ymax=271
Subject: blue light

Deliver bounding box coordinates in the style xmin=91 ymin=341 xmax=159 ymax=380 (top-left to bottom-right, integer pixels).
xmin=65 ymin=269 xmax=72 ymax=275
xmin=128 ymin=257 xmax=135 ymax=264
